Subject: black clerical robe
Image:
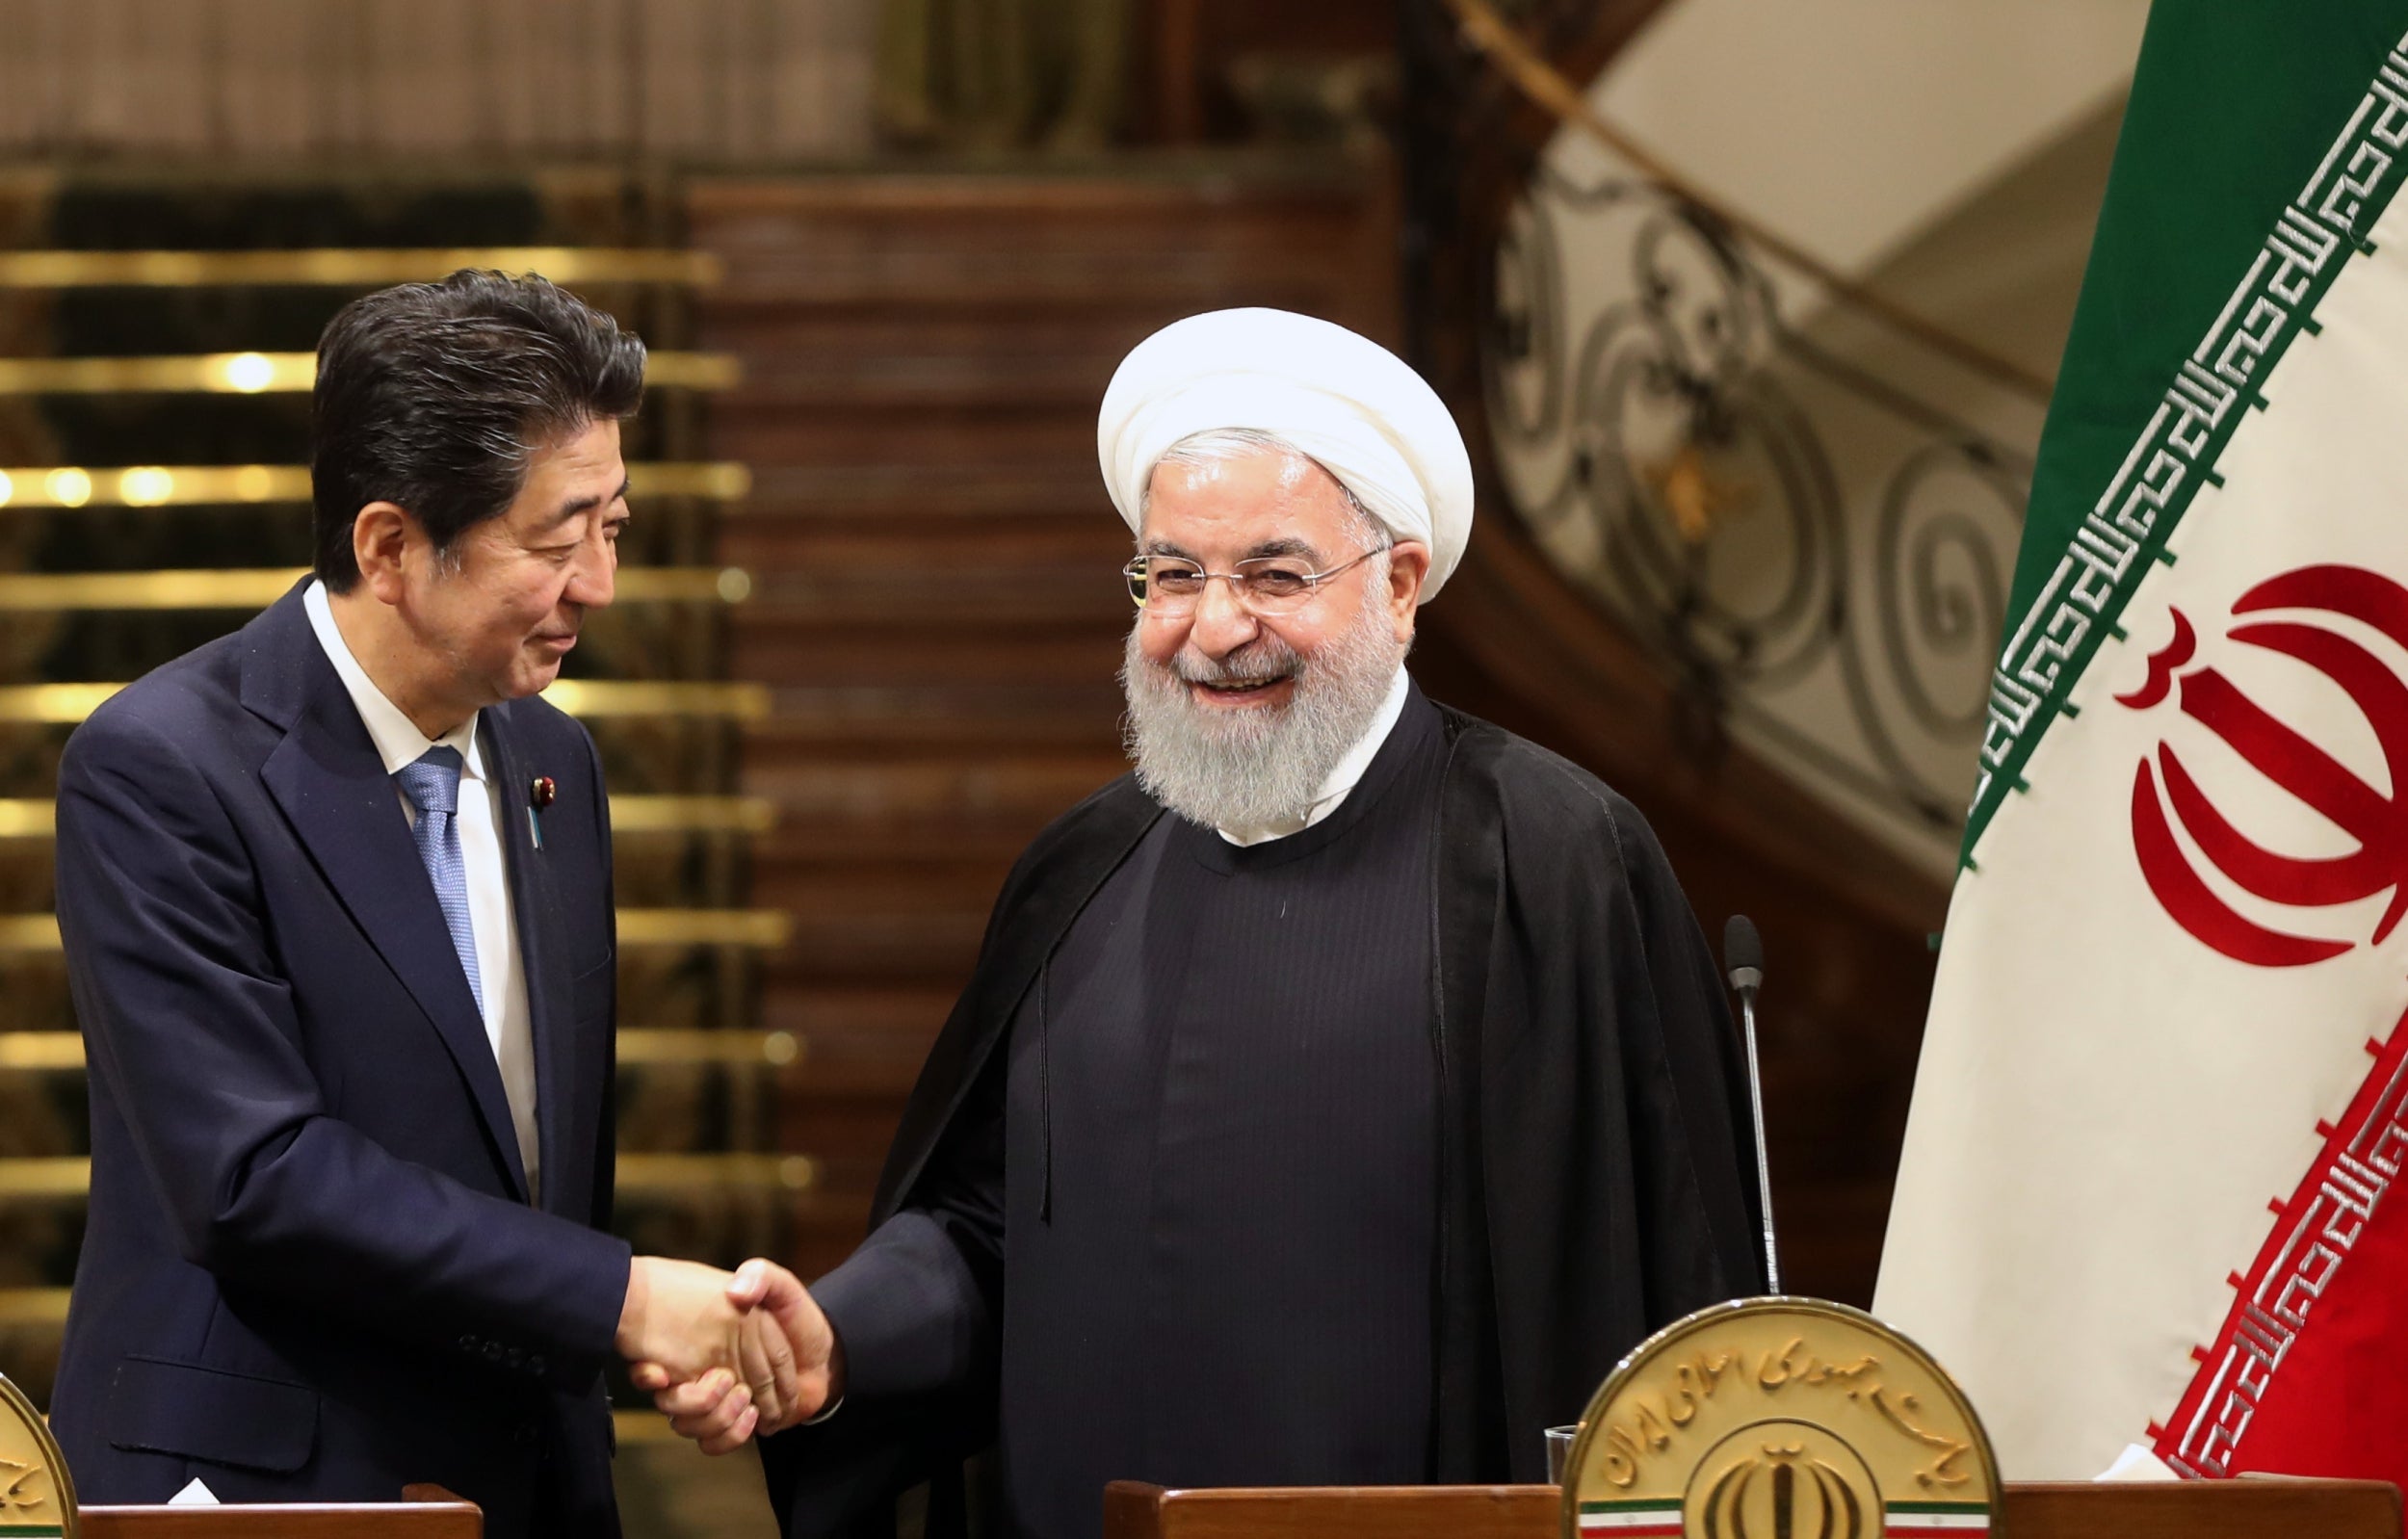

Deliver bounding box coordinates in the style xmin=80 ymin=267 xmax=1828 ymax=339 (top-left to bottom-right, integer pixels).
xmin=762 ymin=690 xmax=1766 ymax=1538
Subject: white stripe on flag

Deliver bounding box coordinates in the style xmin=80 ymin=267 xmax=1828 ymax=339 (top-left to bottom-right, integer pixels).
xmin=1884 ymin=1513 xmax=1991 ymax=1535
xmin=1578 ymin=1510 xmax=1685 ymax=1534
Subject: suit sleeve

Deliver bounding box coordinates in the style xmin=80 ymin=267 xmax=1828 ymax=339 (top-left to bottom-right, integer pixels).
xmin=55 ymin=708 xmax=631 ymax=1387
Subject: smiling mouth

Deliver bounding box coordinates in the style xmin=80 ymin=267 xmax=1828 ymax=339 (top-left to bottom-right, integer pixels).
xmin=1191 ymin=676 xmax=1291 ymax=701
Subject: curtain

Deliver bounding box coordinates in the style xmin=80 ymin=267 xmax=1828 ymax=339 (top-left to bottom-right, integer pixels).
xmin=0 ymin=0 xmax=876 ymax=160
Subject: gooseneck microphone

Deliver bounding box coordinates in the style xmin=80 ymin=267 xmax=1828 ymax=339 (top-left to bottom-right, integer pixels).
xmin=1723 ymin=914 xmax=1781 ymax=1293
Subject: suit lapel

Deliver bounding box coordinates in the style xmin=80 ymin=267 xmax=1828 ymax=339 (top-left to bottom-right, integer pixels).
xmin=484 ymin=707 xmax=582 ymax=1219
xmin=248 ymin=591 xmax=532 ymax=1202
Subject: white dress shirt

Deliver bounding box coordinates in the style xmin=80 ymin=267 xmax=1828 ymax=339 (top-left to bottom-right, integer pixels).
xmin=1217 ymin=665 xmax=1412 ymax=847
xmin=304 ymin=581 xmax=541 ymax=1199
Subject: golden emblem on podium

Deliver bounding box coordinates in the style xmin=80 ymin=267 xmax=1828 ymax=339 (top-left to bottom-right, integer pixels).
xmin=0 ymin=1370 xmax=75 ymax=1539
xmin=1560 ymin=1299 xmax=2001 ymax=1539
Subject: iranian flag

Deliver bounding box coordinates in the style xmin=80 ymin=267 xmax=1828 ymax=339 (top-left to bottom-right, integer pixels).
xmin=1873 ymin=5 xmax=2408 ymax=1482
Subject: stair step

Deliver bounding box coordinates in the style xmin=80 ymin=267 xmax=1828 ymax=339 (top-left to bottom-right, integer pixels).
xmin=705 ymin=311 xmax=1150 ymax=409
xmin=721 ymin=463 xmax=1103 ymax=520
xmin=688 ymin=167 xmax=1395 ymax=317
xmin=735 ymin=628 xmax=1124 ymax=691
xmin=710 ymin=406 xmax=1103 ymax=478
xmin=738 ymin=564 xmax=1129 ymax=627
xmin=720 ymin=523 xmax=1128 ymax=578
xmin=747 ymin=756 xmax=1122 ymax=854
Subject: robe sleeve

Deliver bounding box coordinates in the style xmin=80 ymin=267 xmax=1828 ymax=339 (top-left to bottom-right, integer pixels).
xmin=758 ymin=777 xmax=1159 ymax=1538
xmin=812 ymin=1044 xmax=1006 ymax=1400
xmin=1469 ymin=732 xmax=1767 ymax=1477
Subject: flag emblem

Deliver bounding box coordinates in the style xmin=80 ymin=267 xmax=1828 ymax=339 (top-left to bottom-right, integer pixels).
xmin=2121 ymin=565 xmax=2408 ymax=966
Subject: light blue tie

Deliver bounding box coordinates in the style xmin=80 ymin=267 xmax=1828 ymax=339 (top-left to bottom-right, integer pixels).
xmin=395 ymin=745 xmax=484 ymax=1015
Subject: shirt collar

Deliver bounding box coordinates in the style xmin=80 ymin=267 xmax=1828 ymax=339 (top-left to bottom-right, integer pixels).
xmin=1217 ymin=665 xmax=1411 ymax=847
xmin=303 ymin=580 xmax=484 ymax=782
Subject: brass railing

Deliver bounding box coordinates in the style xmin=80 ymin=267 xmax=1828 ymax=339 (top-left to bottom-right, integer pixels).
xmin=0 ymin=351 xmax=741 ymax=396
xmin=0 ymin=680 xmax=772 ymax=724
xmin=0 ymin=248 xmax=723 ymax=290
xmin=603 ymin=796 xmax=779 ymax=835
xmin=0 ymin=567 xmax=751 ymax=611
xmin=0 ymin=795 xmax=775 ymax=840
xmin=0 ymin=461 xmax=750 ymax=509
xmin=0 ymin=1152 xmax=817 ymax=1199
xmin=0 ymin=1030 xmax=802 ymax=1073
xmin=0 ymin=909 xmax=790 ymax=954
xmin=0 ymin=1290 xmax=67 ymax=1325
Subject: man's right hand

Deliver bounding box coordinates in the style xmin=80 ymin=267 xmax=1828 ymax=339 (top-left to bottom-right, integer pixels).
xmin=633 ymin=1259 xmax=842 ymax=1454
xmin=614 ymin=1257 xmax=747 ymax=1385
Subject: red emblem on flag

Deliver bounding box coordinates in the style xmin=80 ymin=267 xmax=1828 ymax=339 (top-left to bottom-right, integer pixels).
xmin=2117 ymin=564 xmax=2408 ymax=968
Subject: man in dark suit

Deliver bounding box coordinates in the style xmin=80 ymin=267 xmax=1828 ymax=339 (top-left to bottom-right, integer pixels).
xmin=48 ymin=272 xmax=776 ymax=1536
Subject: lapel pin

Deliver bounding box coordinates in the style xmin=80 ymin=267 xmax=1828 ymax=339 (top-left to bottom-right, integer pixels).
xmin=529 ymin=776 xmax=556 ymax=848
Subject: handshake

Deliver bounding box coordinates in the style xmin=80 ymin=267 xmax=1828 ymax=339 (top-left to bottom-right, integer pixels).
xmin=614 ymin=1256 xmax=843 ymax=1454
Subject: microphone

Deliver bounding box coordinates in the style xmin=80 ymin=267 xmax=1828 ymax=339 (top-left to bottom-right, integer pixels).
xmin=1723 ymin=915 xmax=1781 ymax=1294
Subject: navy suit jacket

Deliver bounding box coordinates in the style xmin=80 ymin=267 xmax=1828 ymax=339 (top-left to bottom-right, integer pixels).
xmin=48 ymin=585 xmax=633 ymax=1537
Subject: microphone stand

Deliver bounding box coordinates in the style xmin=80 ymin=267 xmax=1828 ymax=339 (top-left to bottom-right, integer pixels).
xmin=1724 ymin=916 xmax=1781 ymax=1294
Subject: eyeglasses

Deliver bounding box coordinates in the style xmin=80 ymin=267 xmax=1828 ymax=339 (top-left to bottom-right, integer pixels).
xmin=1123 ymin=548 xmax=1382 ymax=615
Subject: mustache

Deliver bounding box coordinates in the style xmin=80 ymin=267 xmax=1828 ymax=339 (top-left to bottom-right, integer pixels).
xmin=1165 ymin=637 xmax=1306 ymax=689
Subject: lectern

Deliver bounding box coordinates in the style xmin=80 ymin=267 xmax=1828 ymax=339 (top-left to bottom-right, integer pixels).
xmin=1104 ymin=1479 xmax=2403 ymax=1539
xmin=77 ymin=1486 xmax=481 ymax=1537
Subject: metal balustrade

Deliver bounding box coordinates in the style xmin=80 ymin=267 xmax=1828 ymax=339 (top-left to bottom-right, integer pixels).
xmin=0 ymin=680 xmax=771 ymax=724
xmin=0 ymin=909 xmax=789 ymax=954
xmin=0 ymin=351 xmax=740 ymax=396
xmin=0 ymin=461 xmax=750 ymax=509
xmin=0 ymin=248 xmax=723 ymax=289
xmin=0 ymin=795 xmax=776 ymax=838
xmin=0 ymin=1030 xmax=804 ymax=1073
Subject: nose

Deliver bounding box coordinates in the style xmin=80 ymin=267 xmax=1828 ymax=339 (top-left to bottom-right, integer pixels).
xmin=1185 ymin=572 xmax=1258 ymax=659
xmin=563 ymin=529 xmax=616 ymax=610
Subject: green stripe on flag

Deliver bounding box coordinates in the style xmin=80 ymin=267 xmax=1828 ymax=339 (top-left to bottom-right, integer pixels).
xmin=1966 ymin=6 xmax=2408 ymax=860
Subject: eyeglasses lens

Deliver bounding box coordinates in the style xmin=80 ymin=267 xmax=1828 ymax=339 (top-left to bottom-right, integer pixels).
xmin=1127 ymin=559 xmax=1322 ymax=614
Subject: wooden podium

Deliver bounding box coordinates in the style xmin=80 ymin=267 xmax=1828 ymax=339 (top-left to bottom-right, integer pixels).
xmin=78 ymin=1487 xmax=481 ymax=1537
xmin=1105 ymin=1479 xmax=2403 ymax=1539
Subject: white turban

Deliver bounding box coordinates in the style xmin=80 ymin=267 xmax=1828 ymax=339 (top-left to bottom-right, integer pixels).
xmin=1096 ymin=307 xmax=1475 ymax=601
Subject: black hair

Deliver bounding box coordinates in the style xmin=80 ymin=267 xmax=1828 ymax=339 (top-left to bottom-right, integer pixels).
xmin=310 ymin=269 xmax=646 ymax=591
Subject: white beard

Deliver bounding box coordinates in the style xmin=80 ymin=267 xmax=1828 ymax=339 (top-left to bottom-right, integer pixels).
xmin=1119 ymin=589 xmax=1403 ymax=833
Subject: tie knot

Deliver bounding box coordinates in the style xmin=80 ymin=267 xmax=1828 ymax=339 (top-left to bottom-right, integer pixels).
xmin=396 ymin=745 xmax=465 ymax=816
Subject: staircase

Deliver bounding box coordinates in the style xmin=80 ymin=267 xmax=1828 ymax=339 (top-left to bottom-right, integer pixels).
xmin=688 ymin=156 xmax=1402 ymax=1274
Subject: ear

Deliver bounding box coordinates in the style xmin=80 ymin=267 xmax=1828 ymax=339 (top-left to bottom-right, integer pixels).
xmin=1383 ymin=540 xmax=1432 ymax=641
xmin=351 ymin=501 xmax=417 ymax=604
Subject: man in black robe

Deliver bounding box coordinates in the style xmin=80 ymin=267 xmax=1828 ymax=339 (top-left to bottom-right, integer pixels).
xmin=645 ymin=308 xmax=1766 ymax=1539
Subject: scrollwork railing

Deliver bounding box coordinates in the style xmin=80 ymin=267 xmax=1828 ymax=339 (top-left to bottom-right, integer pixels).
xmin=1412 ymin=0 xmax=2049 ymax=874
